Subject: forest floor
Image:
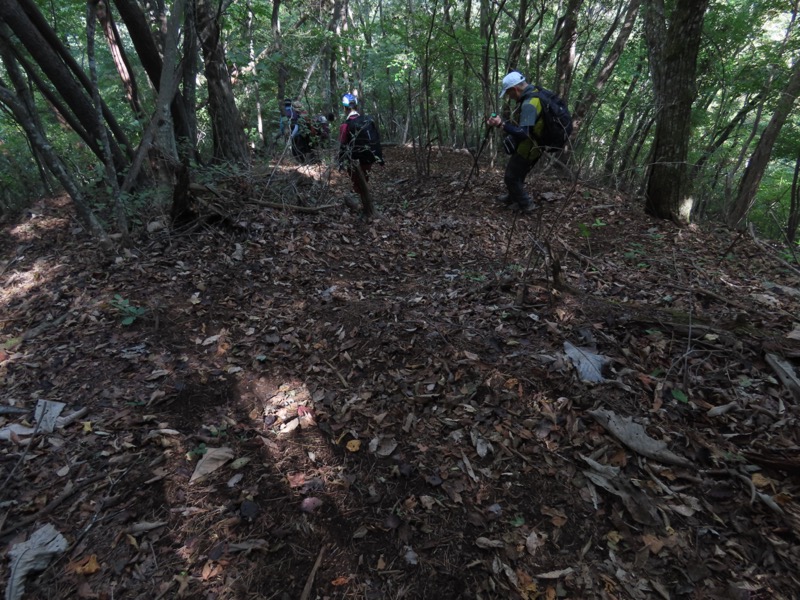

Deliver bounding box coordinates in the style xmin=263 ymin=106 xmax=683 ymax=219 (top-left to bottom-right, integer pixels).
xmin=1 ymin=145 xmax=800 ymax=600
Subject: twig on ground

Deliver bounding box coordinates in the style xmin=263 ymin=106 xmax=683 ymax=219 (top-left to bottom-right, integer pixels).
xmin=0 ymin=474 xmax=105 ymax=537
xmin=299 ymin=544 xmax=327 ymax=600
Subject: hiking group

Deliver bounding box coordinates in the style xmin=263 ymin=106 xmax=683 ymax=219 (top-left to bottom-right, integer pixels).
xmin=283 ymin=98 xmax=332 ymax=163
xmin=281 ymin=69 xmax=571 ymax=212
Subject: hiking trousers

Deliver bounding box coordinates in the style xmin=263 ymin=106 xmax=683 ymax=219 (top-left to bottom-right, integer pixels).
xmin=348 ymin=161 xmax=373 ymax=195
xmin=504 ymin=152 xmax=539 ymax=206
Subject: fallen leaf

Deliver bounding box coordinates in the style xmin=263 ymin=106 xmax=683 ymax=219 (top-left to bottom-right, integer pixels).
xmin=475 ymin=537 xmax=504 ymax=549
xmin=68 ymin=554 xmax=101 ymax=575
xmin=346 ymin=439 xmax=361 ymax=452
xmin=525 ymin=531 xmax=545 ymax=556
xmin=564 ymin=341 xmax=609 ymax=383
xmin=541 ymin=506 xmax=568 ymax=528
xmin=127 ymin=521 xmax=167 ymax=535
xmin=535 ymin=567 xmax=574 ymax=579
xmin=6 ymin=524 xmax=68 ymax=600
xmin=190 ymin=447 xmax=234 ymax=483
xmin=642 ymin=534 xmax=664 ymax=554
xmin=751 ymin=473 xmax=771 ymax=489
xmin=419 ymin=495 xmax=435 ymax=510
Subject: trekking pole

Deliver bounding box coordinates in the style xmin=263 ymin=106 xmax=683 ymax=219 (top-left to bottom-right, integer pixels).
xmin=460 ymin=115 xmax=496 ymax=196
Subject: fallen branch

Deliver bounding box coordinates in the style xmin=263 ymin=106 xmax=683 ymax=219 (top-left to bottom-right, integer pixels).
xmin=22 ymin=312 xmax=69 ymax=342
xmin=748 ymin=223 xmax=800 ymax=278
xmin=0 ymin=474 xmax=105 ymax=538
xmin=250 ymin=199 xmax=340 ymax=214
xmin=299 ymin=544 xmax=327 ymax=600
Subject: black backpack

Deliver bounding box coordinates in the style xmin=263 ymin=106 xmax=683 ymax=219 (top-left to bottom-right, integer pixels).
xmin=530 ymin=86 xmax=573 ymax=151
xmin=346 ymin=115 xmax=383 ymax=164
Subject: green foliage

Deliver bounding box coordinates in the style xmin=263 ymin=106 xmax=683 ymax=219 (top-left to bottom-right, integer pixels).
xmin=187 ymin=443 xmax=208 ymax=460
xmin=0 ymin=0 xmax=795 ymax=239
xmin=110 ymin=294 xmax=146 ymax=326
xmin=671 ymin=388 xmax=689 ymax=403
xmin=0 ymin=122 xmax=46 ymax=214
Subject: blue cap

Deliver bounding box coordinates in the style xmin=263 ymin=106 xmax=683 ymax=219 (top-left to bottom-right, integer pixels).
xmin=341 ymin=93 xmax=358 ymax=107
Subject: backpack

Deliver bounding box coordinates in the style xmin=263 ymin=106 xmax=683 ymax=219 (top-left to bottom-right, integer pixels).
xmin=346 ymin=115 xmax=383 ymax=164
xmin=313 ymin=115 xmax=330 ymax=140
xmin=530 ymin=86 xmax=573 ymax=151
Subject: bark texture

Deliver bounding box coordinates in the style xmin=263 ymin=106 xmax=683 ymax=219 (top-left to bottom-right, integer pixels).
xmin=643 ymin=0 xmax=709 ymax=224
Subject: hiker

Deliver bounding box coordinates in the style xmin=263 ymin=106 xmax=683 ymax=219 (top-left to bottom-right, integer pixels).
xmin=289 ymin=100 xmax=316 ymax=163
xmin=313 ymin=114 xmax=331 ymax=146
xmin=279 ymin=98 xmax=295 ymax=139
xmin=486 ymin=71 xmax=544 ymax=213
xmin=338 ymin=93 xmax=384 ymax=197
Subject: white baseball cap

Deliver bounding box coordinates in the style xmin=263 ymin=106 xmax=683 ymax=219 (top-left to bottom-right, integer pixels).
xmin=499 ymin=71 xmax=525 ymax=98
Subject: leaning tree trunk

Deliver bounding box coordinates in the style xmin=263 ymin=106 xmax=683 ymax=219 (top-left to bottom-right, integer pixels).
xmin=0 ymin=0 xmax=130 ymax=171
xmin=86 ymin=0 xmax=129 ymax=241
xmin=571 ymin=0 xmax=641 ymax=138
xmin=554 ymin=0 xmax=582 ymax=104
xmin=0 ymin=31 xmax=105 ymax=238
xmin=112 ymin=0 xmax=195 ymax=161
xmin=642 ymin=0 xmax=709 ymax=225
xmin=727 ymin=56 xmax=800 ymax=229
xmin=96 ymin=0 xmax=143 ymax=119
xmin=788 ymin=154 xmax=800 ymax=244
xmin=195 ymin=0 xmax=250 ymax=166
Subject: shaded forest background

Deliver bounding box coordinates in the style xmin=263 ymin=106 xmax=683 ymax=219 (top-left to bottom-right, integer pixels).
xmin=0 ymin=0 xmax=798 ymax=247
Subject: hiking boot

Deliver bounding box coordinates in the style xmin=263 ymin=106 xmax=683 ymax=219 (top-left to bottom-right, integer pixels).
xmin=514 ymin=201 xmax=537 ymax=214
xmin=496 ymin=194 xmax=514 ymax=206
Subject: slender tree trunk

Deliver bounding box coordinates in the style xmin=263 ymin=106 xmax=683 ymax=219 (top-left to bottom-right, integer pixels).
xmin=788 ymin=154 xmax=800 ymax=243
xmin=571 ymin=0 xmax=640 ymax=135
xmin=182 ymin=0 xmax=198 ymax=157
xmin=727 ymin=56 xmax=800 ymax=228
xmin=0 ymin=0 xmax=131 ymax=170
xmin=603 ymin=60 xmax=642 ymax=180
xmin=86 ymin=0 xmax=129 ymax=240
xmin=505 ymin=0 xmax=529 ymax=71
xmin=17 ymin=0 xmax=134 ymax=160
xmin=692 ymin=91 xmax=765 ymax=176
xmin=554 ymin=0 xmax=582 ymax=103
xmin=96 ymin=0 xmax=143 ymax=119
xmin=0 ymin=32 xmax=105 ymax=238
xmin=195 ymin=0 xmax=250 ymax=165
xmin=643 ymin=0 xmax=709 ymax=225
xmin=113 ymin=0 xmax=194 ymax=159
xmin=461 ymin=0 xmax=472 ymax=148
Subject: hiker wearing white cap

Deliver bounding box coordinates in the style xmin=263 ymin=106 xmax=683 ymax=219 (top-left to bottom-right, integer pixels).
xmin=486 ymin=71 xmax=545 ymax=212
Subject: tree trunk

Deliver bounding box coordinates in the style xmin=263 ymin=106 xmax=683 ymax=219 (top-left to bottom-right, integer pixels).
xmin=788 ymin=154 xmax=800 ymax=244
xmin=603 ymin=58 xmax=643 ymax=181
xmin=643 ymin=0 xmax=709 ymax=225
xmin=571 ymin=0 xmax=641 ymax=136
xmin=96 ymin=0 xmax=144 ymax=119
xmin=0 ymin=31 xmax=105 ymax=238
xmin=505 ymin=0 xmax=529 ymax=72
xmin=554 ymin=0 xmax=582 ymax=104
xmin=727 ymin=56 xmax=800 ymax=228
xmin=0 ymin=0 xmax=131 ymax=171
xmin=112 ymin=0 xmax=195 ymax=159
xmin=195 ymin=0 xmax=250 ymax=166
xmin=86 ymin=0 xmax=129 ymax=240
xmin=692 ymin=91 xmax=765 ymax=176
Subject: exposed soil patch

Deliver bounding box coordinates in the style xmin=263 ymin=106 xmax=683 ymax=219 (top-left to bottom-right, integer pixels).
xmin=1 ymin=147 xmax=800 ymax=599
